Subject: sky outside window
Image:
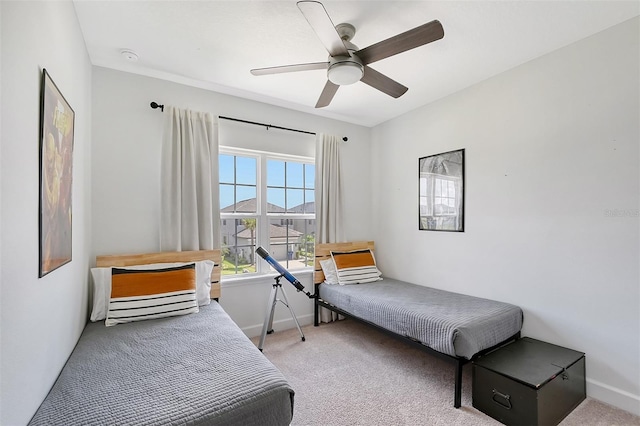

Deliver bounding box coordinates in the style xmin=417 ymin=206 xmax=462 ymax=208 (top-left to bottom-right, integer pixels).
xmin=220 ymin=155 xmax=314 ymax=210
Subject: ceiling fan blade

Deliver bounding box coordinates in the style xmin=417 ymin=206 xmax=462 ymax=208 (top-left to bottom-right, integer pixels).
xmin=356 ymin=20 xmax=444 ymax=65
xmin=251 ymin=62 xmax=328 ymax=76
xmin=297 ymin=1 xmax=349 ymax=57
xmin=315 ymin=80 xmax=339 ymax=108
xmin=361 ymin=66 xmax=408 ymax=98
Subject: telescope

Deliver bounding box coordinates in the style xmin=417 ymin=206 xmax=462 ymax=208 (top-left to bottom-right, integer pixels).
xmin=256 ymin=246 xmax=312 ymax=297
xmin=256 ymin=246 xmax=313 ymax=351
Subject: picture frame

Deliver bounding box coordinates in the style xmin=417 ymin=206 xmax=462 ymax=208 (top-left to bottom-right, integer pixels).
xmin=418 ymin=149 xmax=465 ymax=232
xmin=39 ymin=69 xmax=75 ymax=277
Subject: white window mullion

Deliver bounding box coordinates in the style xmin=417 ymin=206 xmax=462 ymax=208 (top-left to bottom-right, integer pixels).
xmin=257 ymin=155 xmax=269 ymax=273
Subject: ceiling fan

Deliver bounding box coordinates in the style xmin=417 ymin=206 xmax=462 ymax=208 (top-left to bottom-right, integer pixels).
xmin=251 ymin=0 xmax=444 ymax=108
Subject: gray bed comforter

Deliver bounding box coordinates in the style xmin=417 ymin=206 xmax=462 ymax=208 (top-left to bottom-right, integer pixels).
xmin=29 ymin=302 xmax=294 ymax=426
xmin=319 ymin=278 xmax=523 ymax=359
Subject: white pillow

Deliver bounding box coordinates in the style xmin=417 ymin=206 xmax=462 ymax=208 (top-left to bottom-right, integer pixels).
xmin=90 ymin=260 xmax=214 ymax=322
xmin=320 ymin=258 xmax=339 ymax=285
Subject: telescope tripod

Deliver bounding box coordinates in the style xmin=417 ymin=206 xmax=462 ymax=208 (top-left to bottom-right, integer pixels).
xmin=258 ymin=275 xmax=305 ymax=351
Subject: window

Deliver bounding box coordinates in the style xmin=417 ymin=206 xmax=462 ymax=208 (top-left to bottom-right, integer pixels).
xmin=219 ymin=148 xmax=315 ymax=277
xmin=433 ymin=177 xmax=457 ymax=216
xmin=419 ymin=175 xmax=458 ymax=216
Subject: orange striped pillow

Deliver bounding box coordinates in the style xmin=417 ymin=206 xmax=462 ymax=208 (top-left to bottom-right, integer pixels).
xmin=331 ymin=249 xmax=382 ymax=285
xmin=105 ymin=264 xmax=198 ymax=326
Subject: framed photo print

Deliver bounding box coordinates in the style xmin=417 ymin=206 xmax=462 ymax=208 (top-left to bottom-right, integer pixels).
xmin=39 ymin=69 xmax=74 ymax=277
xmin=419 ymin=149 xmax=465 ymax=232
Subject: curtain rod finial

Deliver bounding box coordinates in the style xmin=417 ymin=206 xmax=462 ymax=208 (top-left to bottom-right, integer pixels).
xmin=150 ymin=101 xmax=164 ymax=112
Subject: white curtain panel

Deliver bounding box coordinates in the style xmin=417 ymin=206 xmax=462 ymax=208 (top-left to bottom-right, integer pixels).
xmin=315 ymin=133 xmax=345 ymax=323
xmin=160 ymin=106 xmax=220 ymax=251
xmin=315 ymin=133 xmax=344 ymax=243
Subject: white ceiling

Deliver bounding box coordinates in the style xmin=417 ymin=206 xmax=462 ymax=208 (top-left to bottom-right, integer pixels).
xmin=73 ymin=1 xmax=639 ymax=127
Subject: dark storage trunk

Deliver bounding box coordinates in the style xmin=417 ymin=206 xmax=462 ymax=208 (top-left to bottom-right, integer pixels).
xmin=472 ymin=337 xmax=586 ymax=426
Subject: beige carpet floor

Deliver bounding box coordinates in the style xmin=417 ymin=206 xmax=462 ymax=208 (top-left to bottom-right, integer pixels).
xmin=253 ymin=319 xmax=640 ymax=426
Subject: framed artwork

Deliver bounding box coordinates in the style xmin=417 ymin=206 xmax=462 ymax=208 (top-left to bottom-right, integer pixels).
xmin=39 ymin=69 xmax=74 ymax=277
xmin=419 ymin=149 xmax=465 ymax=232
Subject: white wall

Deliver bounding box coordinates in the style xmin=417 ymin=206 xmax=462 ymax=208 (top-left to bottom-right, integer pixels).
xmin=371 ymin=17 xmax=639 ymax=415
xmin=4 ymin=3 xmax=633 ymax=422
xmin=0 ymin=2 xmax=93 ymax=424
xmin=91 ymin=67 xmax=372 ymax=334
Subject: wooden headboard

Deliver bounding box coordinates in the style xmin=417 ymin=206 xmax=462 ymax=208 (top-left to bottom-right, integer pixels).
xmin=314 ymin=241 xmax=375 ymax=285
xmin=96 ymin=250 xmax=222 ymax=299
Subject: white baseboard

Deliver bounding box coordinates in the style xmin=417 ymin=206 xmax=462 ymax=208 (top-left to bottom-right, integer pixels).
xmin=242 ymin=313 xmax=314 ymax=339
xmin=587 ymin=378 xmax=640 ymax=416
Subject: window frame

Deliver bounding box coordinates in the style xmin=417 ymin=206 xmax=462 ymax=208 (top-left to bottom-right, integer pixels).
xmin=419 ymin=173 xmax=460 ymax=217
xmin=219 ymin=146 xmax=315 ymax=279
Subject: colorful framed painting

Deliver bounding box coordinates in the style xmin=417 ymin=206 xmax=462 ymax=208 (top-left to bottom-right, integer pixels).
xmin=418 ymin=149 xmax=465 ymax=232
xmin=39 ymin=69 xmax=74 ymax=277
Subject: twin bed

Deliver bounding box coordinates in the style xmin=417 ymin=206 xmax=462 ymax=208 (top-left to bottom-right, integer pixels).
xmin=29 ymin=250 xmax=294 ymax=426
xmin=313 ymin=241 xmax=523 ymax=408
xmin=30 ymin=241 xmax=522 ymax=424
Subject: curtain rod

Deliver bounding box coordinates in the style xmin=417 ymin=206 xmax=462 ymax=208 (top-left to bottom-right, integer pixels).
xmin=150 ymin=102 xmax=348 ymax=141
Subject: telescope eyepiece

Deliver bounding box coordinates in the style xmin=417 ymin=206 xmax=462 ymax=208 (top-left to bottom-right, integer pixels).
xmin=256 ymin=246 xmax=269 ymax=259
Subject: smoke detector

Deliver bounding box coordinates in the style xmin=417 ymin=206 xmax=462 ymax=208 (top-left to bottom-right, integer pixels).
xmin=120 ymin=49 xmax=139 ymax=62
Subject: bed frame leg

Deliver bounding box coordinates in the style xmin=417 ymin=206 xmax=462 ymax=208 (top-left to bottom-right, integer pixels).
xmin=313 ymin=284 xmax=320 ymax=326
xmin=314 ymin=299 xmax=319 ymax=326
xmin=454 ymin=360 xmax=463 ymax=408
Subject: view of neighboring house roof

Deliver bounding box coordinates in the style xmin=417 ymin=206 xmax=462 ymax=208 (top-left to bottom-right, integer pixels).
xmin=222 ymin=198 xmax=314 ymax=214
xmin=221 ymin=198 xmax=285 ymax=213
xmin=287 ymin=201 xmax=315 ymax=214
xmin=236 ymin=223 xmax=303 ymax=239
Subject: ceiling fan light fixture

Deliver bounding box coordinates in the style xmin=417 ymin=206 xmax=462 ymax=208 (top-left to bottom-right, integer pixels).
xmin=328 ymin=61 xmax=364 ymax=85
